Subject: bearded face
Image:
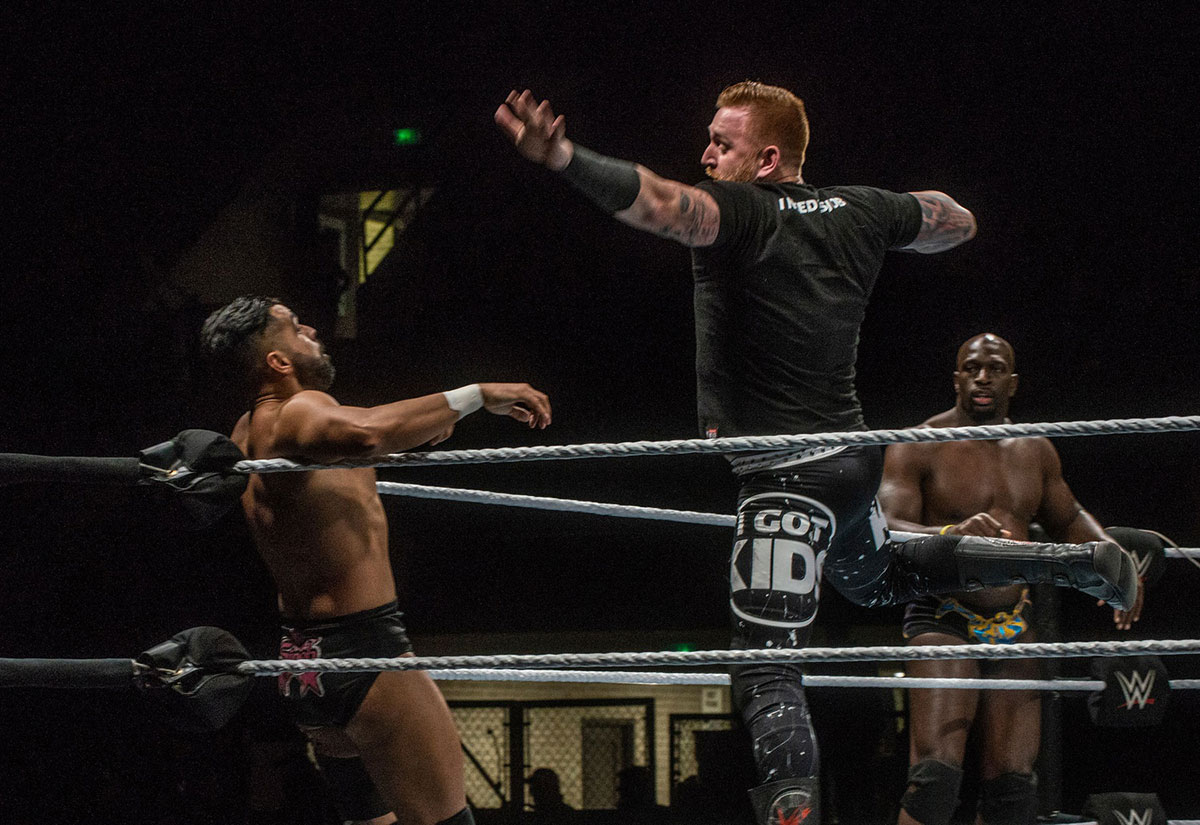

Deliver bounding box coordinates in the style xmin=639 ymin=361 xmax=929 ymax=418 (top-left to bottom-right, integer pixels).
xmin=701 ymin=106 xmax=769 ymax=183
xmin=704 ymin=153 xmax=764 ymax=183
xmin=293 ymin=349 xmax=336 ymax=391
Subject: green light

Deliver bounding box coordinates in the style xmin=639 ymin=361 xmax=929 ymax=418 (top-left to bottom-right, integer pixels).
xmin=670 ymin=642 xmax=696 ymax=652
xmin=393 ymin=128 xmax=422 ymax=146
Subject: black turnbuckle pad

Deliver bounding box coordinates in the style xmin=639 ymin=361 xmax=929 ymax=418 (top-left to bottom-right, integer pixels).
xmin=138 ymin=429 xmax=247 ymax=528
xmin=135 ymin=626 xmax=253 ymax=732
xmin=1082 ymin=792 xmax=1167 ymax=825
xmin=1088 ymin=656 xmax=1170 ymax=727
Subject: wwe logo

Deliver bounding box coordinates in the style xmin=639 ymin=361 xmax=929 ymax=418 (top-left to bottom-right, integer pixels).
xmin=1113 ymin=808 xmax=1154 ymax=825
xmin=1131 ymin=551 xmax=1154 ymax=578
xmin=1114 ymin=669 xmax=1156 ymax=710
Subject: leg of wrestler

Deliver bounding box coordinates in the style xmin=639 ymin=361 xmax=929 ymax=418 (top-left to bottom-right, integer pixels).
xmin=731 ymin=446 xmax=886 ymax=825
xmin=897 ymin=632 xmax=979 ymax=825
xmin=974 ymin=653 xmax=1040 ymax=825
xmin=302 ymin=727 xmax=398 ymax=825
xmin=339 ymin=658 xmax=467 ymax=825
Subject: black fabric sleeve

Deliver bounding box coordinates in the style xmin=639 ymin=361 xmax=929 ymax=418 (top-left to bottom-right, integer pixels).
xmin=695 ymin=180 xmax=770 ymax=251
xmin=888 ymin=191 xmax=924 ymax=249
xmin=560 ymin=145 xmax=641 ymax=214
xmin=836 ymin=186 xmax=924 ymax=250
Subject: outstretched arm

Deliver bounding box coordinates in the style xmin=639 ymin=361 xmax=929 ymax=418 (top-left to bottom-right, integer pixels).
xmin=274 ymin=383 xmax=551 ymax=462
xmin=495 ymin=89 xmax=719 ymax=248
xmin=899 ymin=190 xmax=977 ymax=253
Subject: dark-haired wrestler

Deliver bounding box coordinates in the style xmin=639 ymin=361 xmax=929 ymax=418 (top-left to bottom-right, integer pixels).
xmin=201 ymin=296 xmax=551 ymax=825
xmin=879 ymin=333 xmax=1143 ymax=825
xmin=496 ymin=84 xmax=1138 ymax=825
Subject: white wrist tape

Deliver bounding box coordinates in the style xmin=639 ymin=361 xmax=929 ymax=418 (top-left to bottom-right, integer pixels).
xmin=443 ymin=384 xmax=484 ymax=418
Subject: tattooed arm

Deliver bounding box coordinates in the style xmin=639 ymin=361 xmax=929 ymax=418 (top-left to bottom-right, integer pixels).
xmin=614 ymin=169 xmax=720 ymax=248
xmin=496 ymin=89 xmax=720 ymax=248
xmin=900 ymin=190 xmax=977 ymax=253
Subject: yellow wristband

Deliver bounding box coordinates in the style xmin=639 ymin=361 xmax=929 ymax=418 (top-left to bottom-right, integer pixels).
xmin=939 ymin=524 xmax=955 ymax=535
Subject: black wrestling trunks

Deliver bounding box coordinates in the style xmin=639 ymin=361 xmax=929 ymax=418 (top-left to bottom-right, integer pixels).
xmin=903 ymin=588 xmax=1033 ymax=645
xmin=278 ymin=600 xmax=413 ymax=728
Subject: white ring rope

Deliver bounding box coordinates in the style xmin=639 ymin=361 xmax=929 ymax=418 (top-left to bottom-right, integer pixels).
xmin=375 ymin=481 xmax=1200 ymax=560
xmin=376 ymin=481 xmax=734 ymax=527
xmin=234 ymin=415 xmax=1200 ymax=474
xmin=426 ymin=670 xmax=1200 ymax=691
xmin=240 ymin=638 xmax=1200 ymax=677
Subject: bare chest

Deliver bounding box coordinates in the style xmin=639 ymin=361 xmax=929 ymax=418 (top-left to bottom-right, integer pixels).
xmin=922 ymin=440 xmax=1045 ymax=525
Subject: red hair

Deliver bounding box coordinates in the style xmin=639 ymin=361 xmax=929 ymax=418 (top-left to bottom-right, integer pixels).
xmin=716 ymin=81 xmax=810 ymax=169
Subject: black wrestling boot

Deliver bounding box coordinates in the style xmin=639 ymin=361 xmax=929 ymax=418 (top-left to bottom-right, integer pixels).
xmin=748 ymin=776 xmax=820 ymax=825
xmin=895 ymin=535 xmax=1139 ymax=611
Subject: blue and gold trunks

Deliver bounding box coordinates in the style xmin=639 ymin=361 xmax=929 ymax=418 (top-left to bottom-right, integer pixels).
xmin=903 ymin=588 xmax=1033 ymax=645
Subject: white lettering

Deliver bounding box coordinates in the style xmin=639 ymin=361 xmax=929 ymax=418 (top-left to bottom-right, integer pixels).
xmin=753 ymin=509 xmax=782 ymax=533
xmin=749 ymin=509 xmax=831 ymax=541
xmin=772 ymin=539 xmax=817 ymax=595
xmin=781 ymin=511 xmax=810 ymax=536
xmin=777 ymin=196 xmax=847 ymax=216
xmin=750 ymin=539 xmax=774 ymax=590
xmin=730 ymin=539 xmax=748 ymax=591
xmin=730 ymin=538 xmax=827 ymax=598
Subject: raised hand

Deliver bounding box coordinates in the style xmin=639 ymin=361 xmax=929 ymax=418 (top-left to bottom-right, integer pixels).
xmin=495 ymin=89 xmax=573 ymax=171
xmin=479 ymin=382 xmax=552 ymax=429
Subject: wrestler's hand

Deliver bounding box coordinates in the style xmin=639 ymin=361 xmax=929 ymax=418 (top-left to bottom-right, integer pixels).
xmin=427 ymin=423 xmax=455 ymax=446
xmin=1106 ymin=575 xmax=1144 ymax=630
xmin=479 ymin=383 xmax=552 ymax=429
xmin=947 ymin=512 xmax=1012 ymax=538
xmin=495 ymin=90 xmax=573 ymax=171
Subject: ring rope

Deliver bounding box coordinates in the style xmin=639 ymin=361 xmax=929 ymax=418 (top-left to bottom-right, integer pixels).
xmin=239 ymin=638 xmax=1200 ymax=676
xmin=426 ymin=670 xmax=1200 ymax=691
xmin=375 ymin=481 xmax=1200 ymax=560
xmin=377 ymin=481 xmax=734 ymax=527
xmin=234 ymin=415 xmax=1200 ymax=474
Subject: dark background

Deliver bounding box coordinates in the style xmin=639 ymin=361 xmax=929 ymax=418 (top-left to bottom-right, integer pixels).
xmin=1 ymin=3 xmax=1198 ymax=822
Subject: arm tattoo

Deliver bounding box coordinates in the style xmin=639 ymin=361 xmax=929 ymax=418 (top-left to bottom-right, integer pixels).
xmin=647 ymin=187 xmax=717 ymax=246
xmin=907 ymin=191 xmax=976 ymax=253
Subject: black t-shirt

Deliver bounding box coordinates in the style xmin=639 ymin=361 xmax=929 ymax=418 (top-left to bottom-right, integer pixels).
xmin=691 ymin=180 xmax=921 ymax=438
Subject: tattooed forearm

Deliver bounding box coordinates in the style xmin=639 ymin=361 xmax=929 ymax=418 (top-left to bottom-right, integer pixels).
xmin=650 ymin=190 xmax=718 ymax=246
xmin=617 ymin=172 xmax=719 ymax=247
xmin=903 ymin=190 xmax=977 ymax=253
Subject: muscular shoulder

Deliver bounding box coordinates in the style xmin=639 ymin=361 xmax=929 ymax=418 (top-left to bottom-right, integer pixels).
xmin=246 ymin=391 xmax=340 ymax=458
xmin=278 ymin=390 xmax=340 ymax=415
xmin=1022 ymin=435 xmax=1062 ymax=469
xmin=883 ymin=426 xmax=938 ymax=473
xmin=274 ymin=390 xmax=341 ymax=433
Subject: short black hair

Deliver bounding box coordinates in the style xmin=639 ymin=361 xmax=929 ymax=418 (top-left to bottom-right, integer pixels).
xmin=199 ymin=295 xmax=280 ymax=386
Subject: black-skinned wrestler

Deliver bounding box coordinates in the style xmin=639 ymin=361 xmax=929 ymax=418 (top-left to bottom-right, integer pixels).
xmin=200 ymin=296 xmax=551 ymax=825
xmin=495 ymin=84 xmax=1139 ymax=825
xmin=878 ymin=333 xmax=1143 ymax=825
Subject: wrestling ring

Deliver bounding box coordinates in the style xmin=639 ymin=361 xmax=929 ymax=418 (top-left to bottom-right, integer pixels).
xmin=3 ymin=414 xmax=1200 ymax=824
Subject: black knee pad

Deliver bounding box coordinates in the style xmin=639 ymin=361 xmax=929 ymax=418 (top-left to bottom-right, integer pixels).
xmin=313 ymin=752 xmax=391 ymax=822
xmin=437 ymin=807 xmax=475 ymax=825
xmin=978 ymin=772 xmax=1037 ymax=825
xmin=900 ymin=759 xmax=963 ymax=825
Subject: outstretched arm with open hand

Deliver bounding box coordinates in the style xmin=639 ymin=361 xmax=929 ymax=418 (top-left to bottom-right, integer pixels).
xmin=496 ymin=89 xmax=720 ymax=248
